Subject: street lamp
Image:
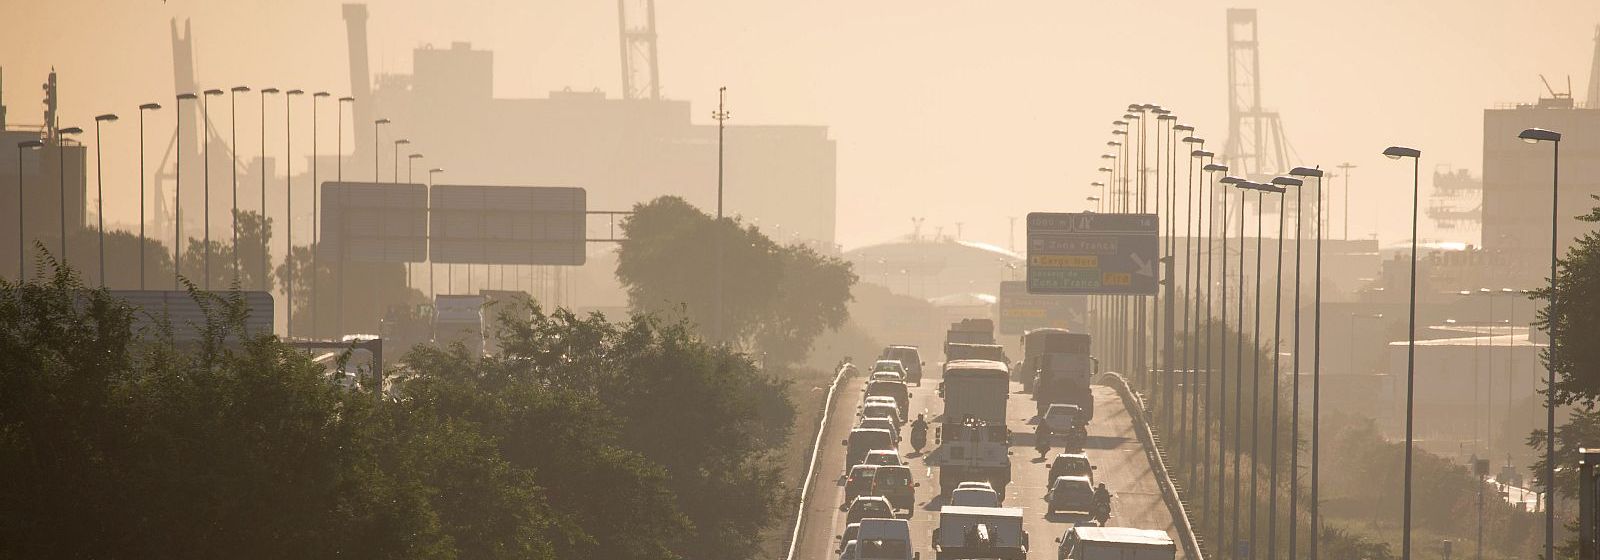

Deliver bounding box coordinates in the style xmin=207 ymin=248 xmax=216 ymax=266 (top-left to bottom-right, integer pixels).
xmin=202 ymin=89 xmax=224 ymax=289
xmin=1383 ymin=144 xmax=1423 ymax=560
xmin=56 ymin=126 xmax=83 ymax=270
xmin=374 ymin=118 xmax=390 ymax=181
xmin=1238 ymin=181 xmax=1275 ymax=556
xmin=175 ymin=93 xmax=198 ymax=287
xmin=285 ymin=89 xmax=303 ymax=336
xmin=1265 ymin=176 xmax=1300 ymax=555
xmin=1290 ymin=165 xmax=1325 ymax=560
xmin=426 ymin=167 xmax=443 ymax=300
xmin=93 ymin=114 xmax=118 ymax=287
xmin=1517 ymin=127 xmax=1560 ymax=560
xmin=392 ymin=139 xmax=409 ymax=184
xmin=259 ymin=88 xmax=278 ymax=291
xmin=1201 ymin=161 xmax=1227 ymax=532
xmin=137 ymin=103 xmax=160 ymax=289
xmin=337 ymin=97 xmax=354 ymax=181
xmin=1086 ymin=194 xmax=1102 ymax=213
xmin=311 ymin=91 xmax=328 ymax=337
xmin=16 ymin=140 xmax=43 ymax=280
xmin=408 ymin=153 xmax=423 ymax=183
xmin=1218 ymin=175 xmax=1247 ymax=552
xmin=229 ymin=86 xmax=249 ymax=279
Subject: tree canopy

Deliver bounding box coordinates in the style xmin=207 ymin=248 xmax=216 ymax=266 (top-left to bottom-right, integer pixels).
xmin=0 ymin=255 xmax=795 ymax=559
xmin=1535 ymin=197 xmax=1600 ymax=405
xmin=615 ymin=195 xmax=856 ymax=365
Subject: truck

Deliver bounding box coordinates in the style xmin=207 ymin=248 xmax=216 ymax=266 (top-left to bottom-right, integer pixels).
xmin=944 ymin=318 xmax=995 ymax=360
xmin=931 ymin=505 xmax=1029 ymax=560
xmin=928 ymin=360 xmax=1011 ymax=495
xmin=434 ymin=295 xmax=487 ymax=356
xmin=1024 ymin=329 xmax=1096 ymax=420
xmin=1055 ymin=526 xmax=1176 ymax=560
xmin=856 ymin=518 xmax=918 ymax=560
xmin=944 ymin=343 xmax=1008 ymax=364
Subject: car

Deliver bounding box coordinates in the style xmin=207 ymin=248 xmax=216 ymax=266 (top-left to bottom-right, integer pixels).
xmin=871 ymin=359 xmax=906 ymax=375
xmin=836 ymin=523 xmax=861 ymax=553
xmin=956 ymin=481 xmax=995 ymax=492
xmin=856 ymin=518 xmax=916 ymax=560
xmin=845 ymin=428 xmax=896 ymax=469
xmin=861 ymin=402 xmax=901 ymax=426
xmin=1048 ymin=453 xmax=1096 ymax=486
xmin=869 ymin=370 xmax=906 ymax=383
xmin=865 ymin=380 xmax=910 ymax=418
xmin=846 ymin=496 xmax=896 ymax=524
xmin=948 ymin=487 xmax=1002 ymax=507
xmin=872 ymin=465 xmax=917 ymax=512
xmin=845 ymin=464 xmax=880 ymax=504
xmin=838 ymin=539 xmax=859 ymax=560
xmin=1042 ymin=403 xmax=1083 ymax=433
xmin=858 ymin=417 xmax=900 ymax=443
xmin=881 ymin=346 xmax=924 ymax=385
xmin=864 ymin=449 xmax=904 ymax=466
xmin=1045 ymin=475 xmax=1096 ymax=515
xmin=863 ymin=396 xmax=899 ymax=409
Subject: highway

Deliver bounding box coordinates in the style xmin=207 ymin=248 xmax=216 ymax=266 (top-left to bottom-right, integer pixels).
xmin=791 ymin=364 xmax=1187 ymax=559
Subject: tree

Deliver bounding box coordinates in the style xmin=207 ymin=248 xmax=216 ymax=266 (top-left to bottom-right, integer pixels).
xmin=616 ymin=196 xmax=855 ymax=365
xmin=1536 ymin=197 xmax=1600 ymax=405
xmin=177 ymin=210 xmax=274 ymax=291
xmin=485 ymin=302 xmax=797 ymax=560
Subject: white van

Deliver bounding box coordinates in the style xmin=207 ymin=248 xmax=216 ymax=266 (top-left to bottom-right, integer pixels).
xmin=856 ymin=518 xmax=918 ymax=560
xmin=1056 ymin=526 xmax=1175 ymax=560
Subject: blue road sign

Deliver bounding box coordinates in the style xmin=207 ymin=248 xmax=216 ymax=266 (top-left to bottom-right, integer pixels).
xmin=1026 ymin=212 xmax=1158 ymax=295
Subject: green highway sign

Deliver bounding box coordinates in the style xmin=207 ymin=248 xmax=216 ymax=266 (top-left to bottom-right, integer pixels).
xmin=1026 ymin=212 xmax=1159 ymax=295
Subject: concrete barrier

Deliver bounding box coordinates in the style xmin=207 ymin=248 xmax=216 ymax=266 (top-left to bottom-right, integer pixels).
xmin=1100 ymin=372 xmax=1205 ymax=560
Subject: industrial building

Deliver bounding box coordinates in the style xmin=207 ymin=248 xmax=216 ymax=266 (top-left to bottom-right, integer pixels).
xmin=1481 ymin=90 xmax=1600 ymax=287
xmin=340 ymin=4 xmax=839 ymax=248
xmin=0 ymin=69 xmax=88 ymax=280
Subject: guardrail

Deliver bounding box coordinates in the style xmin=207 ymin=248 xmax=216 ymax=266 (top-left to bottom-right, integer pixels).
xmin=783 ymin=361 xmax=855 ymax=560
xmin=1101 ymin=372 xmax=1205 ymax=560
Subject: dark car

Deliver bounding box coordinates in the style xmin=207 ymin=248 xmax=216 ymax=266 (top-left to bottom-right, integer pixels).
xmin=1048 ymin=452 xmax=1096 ymax=486
xmin=873 ymin=465 xmax=917 ymax=512
xmin=844 ymin=464 xmax=880 ymax=504
xmin=844 ymin=428 xmax=896 ymax=470
xmin=1046 ymin=475 xmax=1095 ymax=515
xmin=864 ymin=380 xmax=910 ymax=419
xmin=846 ymin=496 xmax=895 ymax=524
xmin=881 ymin=346 xmax=924 ymax=385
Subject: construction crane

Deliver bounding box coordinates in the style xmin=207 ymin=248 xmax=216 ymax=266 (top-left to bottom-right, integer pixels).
xmin=618 ymin=0 xmax=662 ymax=100
xmin=1221 ymin=8 xmax=1294 ymax=181
xmin=1588 ymin=24 xmax=1600 ymax=109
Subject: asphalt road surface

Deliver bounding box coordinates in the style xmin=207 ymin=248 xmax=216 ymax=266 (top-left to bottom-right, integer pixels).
xmin=791 ymin=366 xmax=1186 ymax=559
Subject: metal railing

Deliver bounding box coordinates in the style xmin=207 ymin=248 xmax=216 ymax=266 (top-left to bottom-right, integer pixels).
xmin=783 ymin=360 xmax=854 ymax=560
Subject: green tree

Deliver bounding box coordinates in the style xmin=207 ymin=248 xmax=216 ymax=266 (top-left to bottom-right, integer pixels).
xmin=486 ymin=302 xmax=797 ymax=560
xmin=1536 ymin=197 xmax=1600 ymax=405
xmin=616 ymin=195 xmax=855 ymax=365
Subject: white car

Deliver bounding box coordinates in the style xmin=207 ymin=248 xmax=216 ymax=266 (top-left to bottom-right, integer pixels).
xmin=864 ymin=396 xmax=898 ymax=408
xmin=863 ymin=449 xmax=904 ymax=466
xmin=858 ymin=417 xmax=900 ymax=443
xmin=869 ymin=370 xmax=906 ymax=383
xmin=949 ymin=487 xmax=1002 ymax=507
xmin=861 ymin=402 xmax=901 ymax=426
xmin=956 ymin=481 xmax=995 ymax=492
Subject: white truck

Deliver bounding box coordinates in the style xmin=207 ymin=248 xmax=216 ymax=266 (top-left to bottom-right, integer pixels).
xmin=855 ymin=518 xmax=919 ymax=560
xmin=434 ymin=295 xmax=486 ymax=356
xmin=932 ymin=505 xmax=1029 ymax=560
xmin=1055 ymin=526 xmax=1176 ymax=560
xmin=928 ymin=359 xmax=1012 ymax=495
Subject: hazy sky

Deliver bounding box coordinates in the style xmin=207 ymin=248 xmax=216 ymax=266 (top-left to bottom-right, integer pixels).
xmin=5 ymin=0 xmax=1599 ymax=250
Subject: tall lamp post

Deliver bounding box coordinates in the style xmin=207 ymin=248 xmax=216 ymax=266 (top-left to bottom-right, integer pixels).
xmin=311 ymin=91 xmax=329 ymax=337
xmin=202 ymin=89 xmax=223 ymax=289
xmin=1201 ymin=161 xmax=1227 ymax=533
xmin=1086 ymin=195 xmax=1101 ymax=213
xmin=229 ymin=86 xmax=249 ymax=279
xmin=174 ymin=93 xmax=198 ymax=287
xmin=1218 ymin=174 xmax=1246 ymax=553
xmin=1517 ymin=127 xmax=1560 ymax=560
xmin=407 ymin=153 xmax=423 ymax=183
xmin=1266 ymin=177 xmax=1299 ymax=557
xmin=713 ymin=86 xmax=731 ymax=343
xmin=259 ymin=88 xmax=278 ymax=291
xmin=1383 ymin=145 xmax=1423 ymax=560
xmin=285 ymin=89 xmax=303 ymax=336
xmin=92 ymin=114 xmax=118 ymax=287
xmin=57 ymin=126 xmax=83 ymax=270
xmin=392 ymin=139 xmax=409 ymax=184
xmin=427 ymin=167 xmax=443 ymax=300
xmin=373 ymin=118 xmax=390 ymax=181
xmin=137 ymin=103 xmax=160 ymax=289
xmin=16 ymin=140 xmax=43 ymax=280
xmin=1288 ymin=165 xmax=1324 ymax=559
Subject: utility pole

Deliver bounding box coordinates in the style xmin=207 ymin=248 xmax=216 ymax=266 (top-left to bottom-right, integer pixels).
xmin=1337 ymin=163 xmax=1356 ymax=240
xmin=712 ymin=87 xmax=730 ymax=343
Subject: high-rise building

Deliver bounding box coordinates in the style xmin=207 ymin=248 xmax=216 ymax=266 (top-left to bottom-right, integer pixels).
xmin=1481 ymin=95 xmax=1600 ymax=286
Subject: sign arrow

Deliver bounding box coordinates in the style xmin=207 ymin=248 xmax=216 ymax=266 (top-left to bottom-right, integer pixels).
xmin=1130 ymin=253 xmax=1156 ymax=277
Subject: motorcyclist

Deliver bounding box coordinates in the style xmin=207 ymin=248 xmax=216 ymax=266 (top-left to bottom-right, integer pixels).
xmin=909 ymin=414 xmax=929 ymax=453
xmin=1093 ymin=483 xmax=1114 ymax=524
xmin=1034 ymin=424 xmax=1052 ymax=458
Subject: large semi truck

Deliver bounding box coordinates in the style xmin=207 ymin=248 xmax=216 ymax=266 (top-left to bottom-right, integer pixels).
xmin=1024 ymin=329 xmax=1096 ymax=420
xmin=932 ymin=505 xmax=1029 ymax=559
xmin=928 ymin=359 xmax=1011 ymax=495
xmin=434 ymin=295 xmax=487 ymax=356
xmin=944 ymin=318 xmax=995 ymax=359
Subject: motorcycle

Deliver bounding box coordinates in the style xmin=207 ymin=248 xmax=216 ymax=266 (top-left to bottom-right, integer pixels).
xmin=1092 ymin=496 xmax=1112 ymax=526
xmin=910 ymin=422 xmax=928 ymax=453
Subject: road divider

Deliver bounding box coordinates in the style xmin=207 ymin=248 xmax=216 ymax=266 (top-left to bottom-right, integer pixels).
xmin=1100 ymin=372 xmax=1205 ymax=560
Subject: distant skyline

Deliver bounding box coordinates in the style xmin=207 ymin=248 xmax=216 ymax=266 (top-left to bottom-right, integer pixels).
xmin=4 ymin=0 xmax=1599 ymax=250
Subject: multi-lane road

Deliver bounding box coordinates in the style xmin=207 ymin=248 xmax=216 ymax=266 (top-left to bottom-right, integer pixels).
xmin=791 ymin=365 xmax=1187 ymax=559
